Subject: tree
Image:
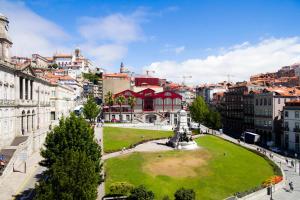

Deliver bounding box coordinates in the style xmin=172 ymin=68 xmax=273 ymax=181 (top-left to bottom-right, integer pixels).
xmin=83 ymin=73 xmax=100 ymax=84
xmin=174 ymin=188 xmax=196 ymax=200
xmin=127 ymin=96 xmax=136 ymax=123
xmin=39 ymin=113 xmax=102 ymax=175
xmin=128 ymin=185 xmax=154 ymax=200
xmin=83 ymin=96 xmax=100 ymax=124
xmin=189 ymin=96 xmax=209 ymax=132
xmin=104 ymin=91 xmax=114 ymax=122
xmin=115 ymin=95 xmax=126 ymax=122
xmin=35 ymin=114 xmax=102 ymax=200
xmin=35 ymin=150 xmax=98 ymax=200
xmin=205 ymin=108 xmax=222 ymax=130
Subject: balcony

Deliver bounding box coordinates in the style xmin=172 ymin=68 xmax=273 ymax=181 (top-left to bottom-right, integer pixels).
xmin=294 ymin=127 xmax=300 ymax=133
xmin=0 ymin=99 xmax=16 ymax=106
xmin=15 ymin=99 xmax=38 ymax=107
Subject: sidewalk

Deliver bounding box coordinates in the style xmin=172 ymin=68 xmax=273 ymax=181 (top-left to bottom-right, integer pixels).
xmin=0 ymin=151 xmax=43 ymax=200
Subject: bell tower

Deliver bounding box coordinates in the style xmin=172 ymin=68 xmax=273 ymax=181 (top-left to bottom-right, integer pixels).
xmin=0 ymin=13 xmax=12 ymax=61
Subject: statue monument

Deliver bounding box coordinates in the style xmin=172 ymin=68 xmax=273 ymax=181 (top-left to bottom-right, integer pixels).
xmin=167 ymin=109 xmax=198 ymax=150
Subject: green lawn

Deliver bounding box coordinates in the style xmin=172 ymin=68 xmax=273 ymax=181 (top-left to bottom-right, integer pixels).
xmin=105 ymin=135 xmax=277 ymax=200
xmin=103 ymin=127 xmax=173 ymax=153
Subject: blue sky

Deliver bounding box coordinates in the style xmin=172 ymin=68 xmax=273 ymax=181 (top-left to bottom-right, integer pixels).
xmin=2 ymin=0 xmax=300 ymax=83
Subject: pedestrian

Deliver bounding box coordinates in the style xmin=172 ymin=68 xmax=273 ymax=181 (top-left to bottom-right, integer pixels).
xmin=291 ymin=160 xmax=294 ymax=168
xmin=289 ymin=181 xmax=294 ymax=192
xmin=286 ymin=158 xmax=289 ymax=165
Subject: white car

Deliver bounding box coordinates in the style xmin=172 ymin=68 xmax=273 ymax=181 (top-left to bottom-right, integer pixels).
xmin=190 ymin=122 xmax=200 ymax=129
xmin=270 ymin=147 xmax=281 ymax=153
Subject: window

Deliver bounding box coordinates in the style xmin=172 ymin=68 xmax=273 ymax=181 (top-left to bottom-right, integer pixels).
xmin=296 ymin=111 xmax=299 ymax=118
xmin=296 ymin=134 xmax=300 ymax=144
xmin=285 ymin=121 xmax=289 ymax=128
xmin=264 ymin=98 xmax=267 ymax=105
xmin=296 ymin=122 xmax=300 ymax=129
xmin=268 ymin=121 xmax=272 ymax=126
xmin=260 ymin=99 xmax=263 ymax=105
xmin=268 ymin=98 xmax=271 ymax=105
xmin=278 ymin=98 xmax=281 ymax=104
xmin=285 ymin=111 xmax=289 ymax=118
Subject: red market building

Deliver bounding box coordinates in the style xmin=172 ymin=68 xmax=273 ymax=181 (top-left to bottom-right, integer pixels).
xmin=103 ymin=88 xmax=184 ymax=124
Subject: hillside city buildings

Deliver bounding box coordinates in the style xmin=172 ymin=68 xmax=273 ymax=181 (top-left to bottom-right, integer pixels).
xmin=0 ymin=14 xmax=78 ymax=178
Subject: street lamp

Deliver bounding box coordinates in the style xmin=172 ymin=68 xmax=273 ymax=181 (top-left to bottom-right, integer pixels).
xmin=295 ymin=153 xmax=298 ymax=173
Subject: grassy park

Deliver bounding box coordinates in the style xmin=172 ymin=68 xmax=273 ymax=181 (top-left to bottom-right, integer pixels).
xmin=105 ymin=135 xmax=277 ymax=199
xmin=103 ymin=127 xmax=173 ymax=153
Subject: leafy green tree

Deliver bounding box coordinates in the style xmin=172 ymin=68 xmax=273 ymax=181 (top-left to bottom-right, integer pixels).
xmin=109 ymin=182 xmax=134 ymax=196
xmin=35 ymin=114 xmax=102 ymax=200
xmin=40 ymin=113 xmax=102 ymax=175
xmin=83 ymin=73 xmax=100 ymax=84
xmin=35 ymin=150 xmax=98 ymax=200
xmin=115 ymin=95 xmax=126 ymax=121
xmin=48 ymin=63 xmax=58 ymax=69
xmin=83 ymin=96 xmax=100 ymax=123
xmin=189 ymin=96 xmax=209 ymax=132
xmin=104 ymin=91 xmax=114 ymax=122
xmin=128 ymin=185 xmax=154 ymax=200
xmin=174 ymin=188 xmax=196 ymax=200
xmin=127 ymin=96 xmax=136 ymax=123
xmin=205 ymin=108 xmax=222 ymax=130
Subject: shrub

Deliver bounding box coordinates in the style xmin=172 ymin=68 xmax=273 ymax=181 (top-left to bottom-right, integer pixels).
xmin=109 ymin=182 xmax=134 ymax=196
xmin=174 ymin=188 xmax=196 ymax=200
xmin=128 ymin=185 xmax=154 ymax=200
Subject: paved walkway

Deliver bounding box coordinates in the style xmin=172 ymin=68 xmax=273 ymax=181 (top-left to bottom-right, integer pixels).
xmin=95 ymin=126 xmax=105 ymax=200
xmin=0 ymin=151 xmax=43 ymax=200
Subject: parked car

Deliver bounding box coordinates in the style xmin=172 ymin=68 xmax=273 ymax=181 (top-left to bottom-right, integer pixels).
xmin=269 ymin=146 xmax=281 ymax=153
xmin=190 ymin=122 xmax=200 ymax=129
xmin=111 ymin=118 xmax=119 ymax=123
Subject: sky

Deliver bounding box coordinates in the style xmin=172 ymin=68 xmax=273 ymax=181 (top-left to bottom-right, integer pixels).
xmin=1 ymin=0 xmax=300 ymax=85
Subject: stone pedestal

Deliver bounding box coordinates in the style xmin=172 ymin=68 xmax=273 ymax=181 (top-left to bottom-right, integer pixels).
xmin=168 ymin=109 xmax=198 ymax=150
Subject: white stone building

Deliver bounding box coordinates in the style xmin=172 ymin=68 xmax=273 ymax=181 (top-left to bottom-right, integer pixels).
xmin=283 ymin=101 xmax=300 ymax=153
xmin=50 ymin=84 xmax=76 ymax=121
xmin=0 ymin=14 xmax=75 ymax=178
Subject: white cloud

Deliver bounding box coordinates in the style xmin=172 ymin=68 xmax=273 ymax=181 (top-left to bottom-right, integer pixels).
xmin=79 ymin=13 xmax=143 ymax=44
xmin=162 ymin=45 xmax=185 ymax=54
xmin=81 ymin=44 xmax=127 ymax=66
xmin=78 ymin=11 xmax=146 ymax=66
xmin=0 ymin=0 xmax=70 ymax=56
xmin=145 ymin=37 xmax=300 ymax=85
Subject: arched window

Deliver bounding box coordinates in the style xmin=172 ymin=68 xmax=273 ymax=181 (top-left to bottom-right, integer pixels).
xmin=164 ymin=98 xmax=172 ymax=105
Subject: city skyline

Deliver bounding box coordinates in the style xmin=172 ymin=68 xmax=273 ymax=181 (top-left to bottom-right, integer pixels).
xmin=1 ymin=0 xmax=300 ymax=84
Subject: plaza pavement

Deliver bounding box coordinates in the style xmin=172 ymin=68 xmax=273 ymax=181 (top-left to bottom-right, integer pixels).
xmin=0 ymin=151 xmax=44 ymax=200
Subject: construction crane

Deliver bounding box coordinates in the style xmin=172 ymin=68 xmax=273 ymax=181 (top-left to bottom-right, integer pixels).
xmin=182 ymin=75 xmax=192 ymax=86
xmin=146 ymin=70 xmax=155 ymax=76
xmin=227 ymin=74 xmax=235 ymax=83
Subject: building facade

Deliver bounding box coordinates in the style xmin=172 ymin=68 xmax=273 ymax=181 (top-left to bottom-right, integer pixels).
xmin=103 ymin=88 xmax=183 ymax=125
xmin=253 ymin=87 xmax=300 ymax=147
xmin=283 ymin=101 xmax=300 ymax=153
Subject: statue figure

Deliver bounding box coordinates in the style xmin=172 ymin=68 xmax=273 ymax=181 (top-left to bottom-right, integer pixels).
xmin=167 ymin=108 xmax=198 ymax=150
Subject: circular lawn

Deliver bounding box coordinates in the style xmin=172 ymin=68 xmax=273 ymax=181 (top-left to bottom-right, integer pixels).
xmin=105 ymin=135 xmax=278 ymax=199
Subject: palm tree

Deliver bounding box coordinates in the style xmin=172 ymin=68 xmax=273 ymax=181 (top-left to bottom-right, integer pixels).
xmin=127 ymin=96 xmax=136 ymax=123
xmin=104 ymin=91 xmax=114 ymax=122
xmin=115 ymin=95 xmax=126 ymax=122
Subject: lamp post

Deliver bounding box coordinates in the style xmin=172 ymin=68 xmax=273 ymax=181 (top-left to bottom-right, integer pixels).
xmin=295 ymin=153 xmax=298 ymax=173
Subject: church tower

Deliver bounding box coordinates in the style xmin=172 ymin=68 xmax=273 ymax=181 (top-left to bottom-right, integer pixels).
xmin=0 ymin=13 xmax=12 ymax=61
xmin=120 ymin=62 xmax=125 ymax=73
